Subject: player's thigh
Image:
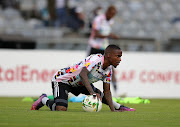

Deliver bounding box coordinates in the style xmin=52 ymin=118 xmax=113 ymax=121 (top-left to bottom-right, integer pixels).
xmin=70 ymin=86 xmax=87 ymax=96
xmin=52 ymin=82 xmax=69 ymax=108
xmin=71 ymin=84 xmax=104 ymax=98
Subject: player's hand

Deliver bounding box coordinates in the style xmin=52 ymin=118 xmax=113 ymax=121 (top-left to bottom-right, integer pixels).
xmin=111 ymin=110 xmax=117 ymax=112
xmin=115 ymin=109 xmax=124 ymax=112
xmin=93 ymin=93 xmax=102 ymax=102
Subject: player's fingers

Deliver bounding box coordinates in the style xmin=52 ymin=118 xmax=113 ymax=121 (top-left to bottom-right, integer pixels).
xmin=96 ymin=93 xmax=102 ymax=102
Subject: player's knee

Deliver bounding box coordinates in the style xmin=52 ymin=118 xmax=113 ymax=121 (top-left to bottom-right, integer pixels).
xmin=56 ymin=106 xmax=67 ymax=111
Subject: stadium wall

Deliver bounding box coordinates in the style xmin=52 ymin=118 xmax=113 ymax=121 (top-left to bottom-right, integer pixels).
xmin=0 ymin=50 xmax=180 ymax=98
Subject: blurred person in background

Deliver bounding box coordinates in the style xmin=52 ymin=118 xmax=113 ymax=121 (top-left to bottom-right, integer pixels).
xmin=66 ymin=6 xmax=85 ymax=31
xmin=88 ymin=6 xmax=104 ymax=30
xmin=55 ymin=0 xmax=85 ymax=31
xmin=87 ymin=5 xmax=120 ymax=94
xmin=0 ymin=0 xmax=19 ymax=9
xmin=47 ymin=0 xmax=56 ymax=26
xmin=65 ymin=0 xmax=85 ymax=31
xmin=55 ymin=0 xmax=68 ymax=27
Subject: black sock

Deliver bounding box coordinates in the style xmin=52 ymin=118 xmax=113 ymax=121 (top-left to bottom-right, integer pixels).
xmin=46 ymin=100 xmax=56 ymax=111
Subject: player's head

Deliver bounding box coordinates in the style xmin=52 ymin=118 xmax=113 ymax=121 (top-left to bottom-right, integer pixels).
xmin=106 ymin=5 xmax=117 ymax=20
xmin=104 ymin=44 xmax=122 ymax=68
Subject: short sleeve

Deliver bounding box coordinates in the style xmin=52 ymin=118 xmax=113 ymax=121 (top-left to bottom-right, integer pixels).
xmin=92 ymin=15 xmax=103 ymax=30
xmin=103 ymin=69 xmax=112 ymax=84
xmin=83 ymin=54 xmax=102 ymax=72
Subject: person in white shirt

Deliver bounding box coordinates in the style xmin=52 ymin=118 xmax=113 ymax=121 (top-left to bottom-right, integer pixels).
xmin=31 ymin=45 xmax=135 ymax=112
xmin=87 ymin=5 xmax=120 ymax=93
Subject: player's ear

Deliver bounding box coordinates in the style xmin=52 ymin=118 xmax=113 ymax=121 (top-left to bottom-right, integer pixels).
xmin=107 ymin=52 xmax=111 ymax=58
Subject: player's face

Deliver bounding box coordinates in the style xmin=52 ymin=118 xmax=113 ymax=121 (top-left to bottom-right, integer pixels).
xmin=106 ymin=10 xmax=116 ymax=20
xmin=109 ymin=49 xmax=122 ymax=68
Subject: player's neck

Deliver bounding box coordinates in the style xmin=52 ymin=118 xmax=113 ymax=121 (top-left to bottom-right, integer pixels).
xmin=102 ymin=59 xmax=110 ymax=70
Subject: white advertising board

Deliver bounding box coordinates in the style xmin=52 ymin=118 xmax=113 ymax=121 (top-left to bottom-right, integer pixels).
xmin=0 ymin=50 xmax=180 ymax=98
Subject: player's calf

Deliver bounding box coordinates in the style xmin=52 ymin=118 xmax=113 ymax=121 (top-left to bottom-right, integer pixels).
xmin=56 ymin=106 xmax=67 ymax=111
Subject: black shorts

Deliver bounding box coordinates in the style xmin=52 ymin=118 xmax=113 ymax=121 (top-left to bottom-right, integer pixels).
xmin=51 ymin=82 xmax=103 ymax=108
xmin=88 ymin=47 xmax=104 ymax=56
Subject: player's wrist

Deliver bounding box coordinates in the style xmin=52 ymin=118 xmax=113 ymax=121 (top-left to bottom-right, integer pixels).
xmin=92 ymin=94 xmax=97 ymax=98
xmin=110 ymin=108 xmax=115 ymax=112
xmin=90 ymin=92 xmax=96 ymax=95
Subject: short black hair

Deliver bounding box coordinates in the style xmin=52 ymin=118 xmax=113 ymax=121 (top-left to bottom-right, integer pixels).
xmin=106 ymin=44 xmax=121 ymax=50
xmin=104 ymin=44 xmax=121 ymax=55
xmin=106 ymin=5 xmax=117 ymax=13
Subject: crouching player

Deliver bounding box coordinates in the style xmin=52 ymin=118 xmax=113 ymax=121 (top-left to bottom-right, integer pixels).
xmin=31 ymin=45 xmax=135 ymax=112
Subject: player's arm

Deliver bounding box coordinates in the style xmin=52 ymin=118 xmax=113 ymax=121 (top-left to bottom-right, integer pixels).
xmin=92 ymin=17 xmax=120 ymax=39
xmin=94 ymin=29 xmax=108 ymax=39
xmin=79 ymin=67 xmax=95 ymax=95
xmin=79 ymin=67 xmax=101 ymax=100
xmin=94 ymin=30 xmax=120 ymax=39
xmin=103 ymin=82 xmax=115 ymax=112
xmin=108 ymin=33 xmax=120 ymax=39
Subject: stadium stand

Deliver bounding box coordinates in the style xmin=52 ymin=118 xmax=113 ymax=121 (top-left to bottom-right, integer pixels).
xmin=0 ymin=0 xmax=180 ymax=51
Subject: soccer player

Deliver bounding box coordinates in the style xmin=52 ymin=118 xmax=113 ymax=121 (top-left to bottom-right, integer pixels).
xmin=31 ymin=45 xmax=135 ymax=112
xmin=87 ymin=5 xmax=120 ymax=92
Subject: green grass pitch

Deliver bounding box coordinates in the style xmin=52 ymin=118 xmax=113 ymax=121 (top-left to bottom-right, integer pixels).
xmin=0 ymin=97 xmax=180 ymax=127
